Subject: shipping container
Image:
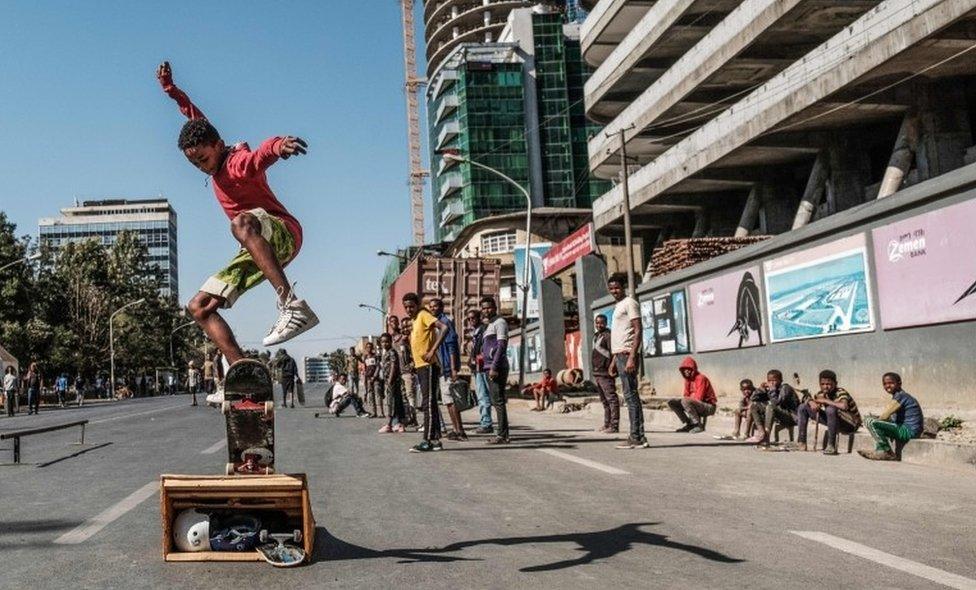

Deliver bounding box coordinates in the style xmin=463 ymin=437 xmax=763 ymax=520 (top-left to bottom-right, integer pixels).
xmin=386 ymin=256 xmax=501 ymax=324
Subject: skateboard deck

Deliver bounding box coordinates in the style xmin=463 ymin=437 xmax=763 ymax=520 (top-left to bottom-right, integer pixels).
xmin=222 ymin=359 xmax=275 ymax=475
xmin=295 ymin=381 xmax=306 ymax=406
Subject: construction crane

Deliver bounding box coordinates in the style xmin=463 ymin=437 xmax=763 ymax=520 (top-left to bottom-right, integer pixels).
xmin=400 ymin=0 xmax=428 ymax=246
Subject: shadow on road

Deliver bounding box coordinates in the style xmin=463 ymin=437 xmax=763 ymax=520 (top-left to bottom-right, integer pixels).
xmin=312 ymin=522 xmax=744 ymax=571
xmin=0 ymin=519 xmax=83 ymax=535
xmin=35 ymin=442 xmax=114 ymax=468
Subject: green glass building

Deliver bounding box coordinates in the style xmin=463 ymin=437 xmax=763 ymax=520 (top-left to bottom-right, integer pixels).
xmin=427 ymin=7 xmax=609 ymax=242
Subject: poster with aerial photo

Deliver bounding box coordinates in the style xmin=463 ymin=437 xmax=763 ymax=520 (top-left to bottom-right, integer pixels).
xmin=689 ymin=266 xmax=764 ymax=352
xmin=764 ymin=234 xmax=874 ymax=342
xmin=641 ymin=290 xmax=690 ymax=356
xmin=872 ymin=199 xmax=976 ymax=329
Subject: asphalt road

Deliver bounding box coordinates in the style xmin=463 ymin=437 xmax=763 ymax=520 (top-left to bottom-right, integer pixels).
xmin=1 ymin=386 xmax=974 ymax=589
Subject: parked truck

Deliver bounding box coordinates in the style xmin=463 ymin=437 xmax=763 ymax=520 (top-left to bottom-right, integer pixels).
xmin=385 ymin=256 xmax=501 ymax=325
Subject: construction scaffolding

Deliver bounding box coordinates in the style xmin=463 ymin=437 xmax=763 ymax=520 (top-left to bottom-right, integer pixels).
xmin=400 ymin=0 xmax=428 ymax=246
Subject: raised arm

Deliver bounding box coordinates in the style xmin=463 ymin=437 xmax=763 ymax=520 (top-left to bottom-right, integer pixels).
xmin=226 ymin=136 xmax=309 ymax=179
xmin=156 ymin=61 xmax=206 ymax=120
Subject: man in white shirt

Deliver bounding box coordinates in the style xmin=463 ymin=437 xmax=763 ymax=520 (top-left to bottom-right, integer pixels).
xmin=608 ymin=273 xmax=648 ymax=449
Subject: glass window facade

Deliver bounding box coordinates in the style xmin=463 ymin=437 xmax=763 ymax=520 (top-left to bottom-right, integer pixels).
xmin=480 ymin=230 xmax=518 ymax=254
xmin=38 ymin=202 xmax=178 ymax=299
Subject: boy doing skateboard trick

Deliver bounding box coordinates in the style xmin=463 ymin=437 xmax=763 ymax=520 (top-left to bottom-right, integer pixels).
xmin=157 ymin=62 xmax=318 ymax=402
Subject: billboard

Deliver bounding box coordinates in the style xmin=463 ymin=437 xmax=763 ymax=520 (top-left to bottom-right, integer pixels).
xmin=689 ymin=266 xmax=764 ymax=352
xmin=513 ymin=243 xmax=552 ymax=319
xmin=764 ymin=234 xmax=874 ymax=342
xmin=872 ymin=199 xmax=976 ymax=329
xmin=641 ymin=290 xmax=690 ymax=357
xmin=543 ymin=223 xmax=596 ymax=278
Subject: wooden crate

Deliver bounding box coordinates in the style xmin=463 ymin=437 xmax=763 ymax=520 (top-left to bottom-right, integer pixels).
xmin=160 ymin=473 xmax=315 ymax=562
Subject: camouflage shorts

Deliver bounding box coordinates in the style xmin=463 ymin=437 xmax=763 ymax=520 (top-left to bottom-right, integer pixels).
xmin=199 ymin=208 xmax=295 ymax=309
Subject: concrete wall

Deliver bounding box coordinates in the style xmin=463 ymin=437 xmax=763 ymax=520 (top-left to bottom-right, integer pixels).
xmin=592 ymin=163 xmax=976 ymax=411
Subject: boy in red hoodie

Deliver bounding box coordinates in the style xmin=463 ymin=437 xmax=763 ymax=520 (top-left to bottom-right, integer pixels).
xmin=668 ymin=356 xmax=717 ymax=433
xmin=156 ymin=62 xmax=319 ymax=402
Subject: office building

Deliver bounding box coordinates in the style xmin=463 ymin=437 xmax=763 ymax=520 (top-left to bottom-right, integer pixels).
xmin=303 ymin=356 xmax=333 ymax=384
xmin=38 ymin=198 xmax=178 ymax=298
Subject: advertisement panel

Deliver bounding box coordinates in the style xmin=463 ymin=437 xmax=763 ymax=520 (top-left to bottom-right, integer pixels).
xmin=872 ymin=199 xmax=976 ymax=329
xmin=641 ymin=290 xmax=690 ymax=357
xmin=689 ymin=266 xmax=764 ymax=352
xmin=764 ymin=234 xmax=874 ymax=342
xmin=542 ymin=223 xmax=596 ymax=278
xmin=513 ymin=243 xmax=552 ymax=319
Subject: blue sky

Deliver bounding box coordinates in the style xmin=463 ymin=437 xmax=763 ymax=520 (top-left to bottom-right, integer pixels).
xmin=0 ymin=1 xmax=429 ymax=367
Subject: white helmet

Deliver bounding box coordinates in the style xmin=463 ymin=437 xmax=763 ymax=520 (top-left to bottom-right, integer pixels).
xmin=173 ymin=509 xmax=211 ymax=552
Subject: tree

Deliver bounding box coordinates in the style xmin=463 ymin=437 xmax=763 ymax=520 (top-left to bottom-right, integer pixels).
xmin=0 ymin=211 xmax=34 ymax=365
xmin=327 ymin=348 xmax=348 ymax=377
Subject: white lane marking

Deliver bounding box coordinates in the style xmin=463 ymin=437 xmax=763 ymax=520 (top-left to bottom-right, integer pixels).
xmin=54 ymin=481 xmax=158 ymax=545
xmin=791 ymin=531 xmax=976 ymax=590
xmin=201 ymin=439 xmax=226 ymax=454
xmin=89 ymin=403 xmax=184 ymax=425
xmin=537 ymin=449 xmax=629 ymax=475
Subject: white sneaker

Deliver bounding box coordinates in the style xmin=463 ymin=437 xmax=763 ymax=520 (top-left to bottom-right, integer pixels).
xmin=263 ymin=298 xmax=320 ymax=346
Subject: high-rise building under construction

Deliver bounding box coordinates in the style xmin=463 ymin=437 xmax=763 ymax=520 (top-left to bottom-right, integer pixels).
xmin=426 ymin=5 xmax=609 ymax=241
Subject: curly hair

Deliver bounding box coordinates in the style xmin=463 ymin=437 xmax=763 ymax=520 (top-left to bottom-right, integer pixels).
xmin=177 ymin=118 xmax=221 ymax=150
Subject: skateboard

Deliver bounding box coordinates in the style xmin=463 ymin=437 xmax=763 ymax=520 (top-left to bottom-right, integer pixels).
xmin=221 ymin=359 xmax=275 ymax=475
xmin=256 ymin=529 xmax=305 ymax=567
xmin=295 ymin=380 xmax=306 ymax=406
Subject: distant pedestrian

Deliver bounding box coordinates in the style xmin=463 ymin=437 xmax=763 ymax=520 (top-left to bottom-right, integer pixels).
xmin=3 ymin=366 xmax=18 ymax=417
xmin=607 ymin=273 xmax=648 ymax=450
xmin=467 ymin=309 xmax=493 ymax=435
xmin=55 ymin=373 xmax=69 ymax=408
xmin=275 ymin=349 xmax=300 ymax=408
xmin=480 ymin=296 xmax=511 ymax=445
xmin=591 ymin=313 xmax=618 ymax=433
xmin=859 ymin=372 xmax=923 ymax=461
xmin=24 ymin=363 xmax=42 ymax=415
xmin=74 ymin=373 xmax=86 ymax=407
xmin=346 ymin=347 xmax=361 ymax=397
xmin=187 ymin=361 xmax=201 ymax=406
xmin=429 ymin=297 xmax=466 ymax=441
xmin=362 ymin=341 xmax=382 ymax=417
xmin=202 ymin=354 xmax=216 ymax=395
xmin=95 ymin=375 xmax=106 ymax=400
xmin=377 ymin=332 xmax=405 ymax=433
xmin=395 ymin=317 xmax=419 ymax=428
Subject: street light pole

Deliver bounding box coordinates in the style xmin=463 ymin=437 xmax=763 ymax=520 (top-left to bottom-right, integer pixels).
xmin=170 ymin=321 xmax=196 ymax=367
xmin=442 ymin=151 xmax=532 ymax=392
xmin=0 ymin=252 xmax=41 ymax=273
xmin=109 ymin=298 xmax=146 ymax=399
xmin=607 ymin=126 xmax=637 ymax=298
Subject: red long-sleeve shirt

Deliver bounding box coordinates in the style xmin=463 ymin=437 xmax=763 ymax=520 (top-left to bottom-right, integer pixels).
xmin=160 ymin=80 xmax=303 ymax=254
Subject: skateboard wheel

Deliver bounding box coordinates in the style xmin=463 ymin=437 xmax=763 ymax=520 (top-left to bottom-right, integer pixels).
xmin=264 ymin=401 xmax=274 ymax=416
xmin=293 ymin=530 xmax=302 ymax=543
xmin=224 ymin=462 xmax=235 ymax=476
xmin=221 ymin=401 xmax=231 ymax=415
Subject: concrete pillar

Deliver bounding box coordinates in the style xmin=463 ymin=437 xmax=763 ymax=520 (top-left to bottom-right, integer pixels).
xmin=826 ymin=133 xmax=871 ymax=214
xmin=759 ymin=174 xmax=798 ymax=235
xmin=916 ymin=81 xmax=971 ymax=181
xmin=534 ymin=256 xmax=566 ymax=375
xmin=575 ymin=254 xmax=608 ymax=381
xmin=877 ymin=111 xmax=918 ymax=199
xmin=791 ymin=151 xmax=828 ymax=228
xmin=691 ymin=209 xmax=710 ymax=237
xmin=734 ymin=187 xmax=760 ymax=237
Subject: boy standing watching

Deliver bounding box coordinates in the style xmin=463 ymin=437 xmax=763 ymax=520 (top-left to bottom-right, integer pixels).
xmin=591 ymin=313 xmax=619 ymax=433
xmin=607 ymin=273 xmax=648 ymax=449
xmin=156 ymin=61 xmax=318 ymax=403
xmin=403 ymin=293 xmax=449 ymax=453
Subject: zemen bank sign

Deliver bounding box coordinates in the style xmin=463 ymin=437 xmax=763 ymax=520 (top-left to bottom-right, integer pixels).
xmin=542 ymin=223 xmax=596 ymax=278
